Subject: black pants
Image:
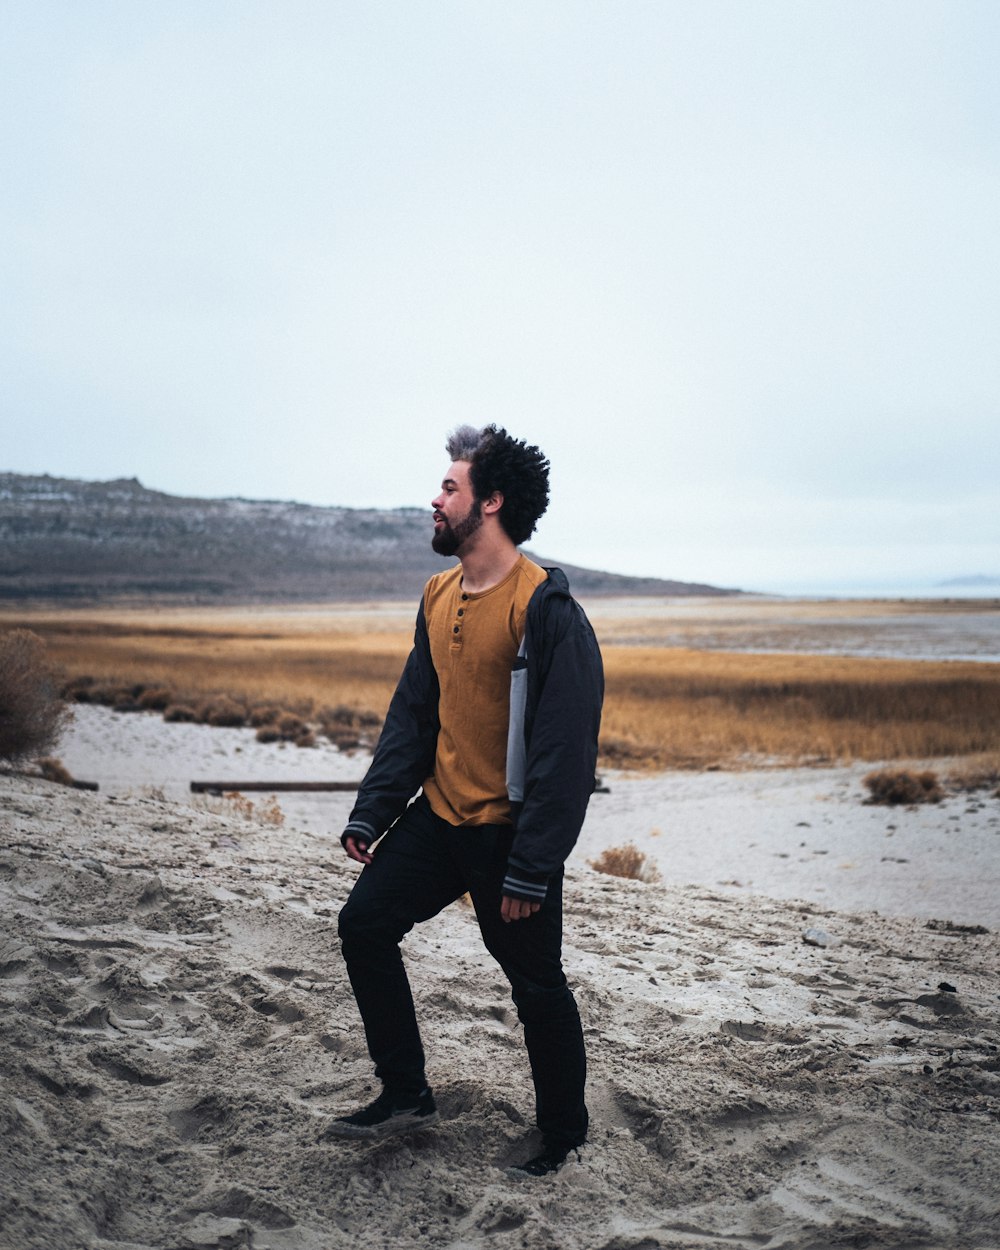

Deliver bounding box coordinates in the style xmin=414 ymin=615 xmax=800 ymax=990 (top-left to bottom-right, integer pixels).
xmin=337 ymin=795 xmax=588 ymax=1148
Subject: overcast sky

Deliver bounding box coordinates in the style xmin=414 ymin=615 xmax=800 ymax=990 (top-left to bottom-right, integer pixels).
xmin=3 ymin=1 xmax=998 ymax=593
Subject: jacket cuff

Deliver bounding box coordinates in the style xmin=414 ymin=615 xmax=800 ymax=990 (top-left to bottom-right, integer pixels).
xmin=502 ymin=868 xmax=548 ymax=904
xmin=341 ymin=818 xmax=378 ymax=850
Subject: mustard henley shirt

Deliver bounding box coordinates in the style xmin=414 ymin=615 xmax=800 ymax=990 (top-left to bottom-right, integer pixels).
xmin=421 ymin=554 xmax=548 ymax=827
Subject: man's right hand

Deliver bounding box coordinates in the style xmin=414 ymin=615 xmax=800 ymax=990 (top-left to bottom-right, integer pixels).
xmin=344 ymin=835 xmax=373 ymax=865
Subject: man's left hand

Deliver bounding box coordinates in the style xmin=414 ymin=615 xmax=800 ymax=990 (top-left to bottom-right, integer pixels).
xmin=501 ymin=894 xmax=541 ymax=923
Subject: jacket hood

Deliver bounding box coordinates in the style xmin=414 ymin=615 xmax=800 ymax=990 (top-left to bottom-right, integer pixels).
xmin=539 ymin=565 xmax=572 ymax=598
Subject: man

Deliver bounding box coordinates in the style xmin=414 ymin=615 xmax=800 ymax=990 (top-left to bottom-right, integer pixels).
xmin=330 ymin=425 xmax=604 ymax=1177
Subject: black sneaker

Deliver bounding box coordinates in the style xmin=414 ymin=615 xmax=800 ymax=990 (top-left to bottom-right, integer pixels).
xmin=323 ymin=1087 xmax=439 ymax=1140
xmin=509 ymin=1143 xmax=580 ymax=1177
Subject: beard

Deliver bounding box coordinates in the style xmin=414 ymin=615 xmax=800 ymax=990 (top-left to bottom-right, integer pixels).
xmin=431 ymin=498 xmax=483 ymax=556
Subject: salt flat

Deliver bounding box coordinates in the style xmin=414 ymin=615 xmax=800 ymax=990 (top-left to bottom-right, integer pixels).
xmin=582 ymin=594 xmax=1000 ymax=661
xmin=58 ymin=704 xmax=1000 ymax=928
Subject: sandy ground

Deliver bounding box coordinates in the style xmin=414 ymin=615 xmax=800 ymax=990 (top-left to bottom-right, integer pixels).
xmin=2 ymin=710 xmax=999 ymax=1249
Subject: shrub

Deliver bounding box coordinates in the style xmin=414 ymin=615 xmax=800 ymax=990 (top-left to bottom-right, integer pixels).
xmin=276 ymin=712 xmax=305 ymax=738
xmin=202 ymin=697 xmax=248 ymax=728
xmin=69 ymin=681 xmax=143 ymax=709
xmin=222 ymin=792 xmax=256 ymax=820
xmin=164 ymin=704 xmax=197 ymax=723
xmin=863 ymin=768 xmax=943 ymax=806
xmin=319 ymin=703 xmax=360 ymax=728
xmin=0 ymin=630 xmax=71 ymax=766
xmin=252 ymin=710 xmax=310 ymax=743
xmin=249 ymin=705 xmax=282 ymax=727
xmin=62 ymin=675 xmax=97 ymax=702
xmin=113 ymin=692 xmax=144 ymax=712
xmin=599 ymin=734 xmax=660 ymax=768
xmin=256 ymin=796 xmax=285 ymax=827
xmin=37 ymin=756 xmax=74 ymax=785
xmin=193 ymin=791 xmax=285 ymax=827
xmin=71 ymin=681 xmax=128 ymax=707
xmin=588 ymin=842 xmax=662 ymax=883
xmin=323 ymin=724 xmax=365 ymax=751
xmin=138 ymin=687 xmax=172 ymax=711
xmin=318 ymin=701 xmax=380 ymax=751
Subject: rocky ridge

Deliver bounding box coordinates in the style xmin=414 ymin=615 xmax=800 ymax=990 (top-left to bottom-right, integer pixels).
xmin=0 ymin=473 xmax=738 ymax=603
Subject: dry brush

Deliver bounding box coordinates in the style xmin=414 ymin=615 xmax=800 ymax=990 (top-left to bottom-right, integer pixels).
xmin=0 ymin=629 xmax=71 ymax=766
xmin=3 ymin=609 xmax=1000 ymax=771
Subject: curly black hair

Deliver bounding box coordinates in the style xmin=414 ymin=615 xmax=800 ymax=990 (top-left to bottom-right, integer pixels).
xmin=445 ymin=424 xmax=550 ymax=546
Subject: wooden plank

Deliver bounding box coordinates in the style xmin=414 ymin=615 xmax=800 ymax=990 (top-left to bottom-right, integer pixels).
xmin=190 ymin=780 xmax=360 ymax=794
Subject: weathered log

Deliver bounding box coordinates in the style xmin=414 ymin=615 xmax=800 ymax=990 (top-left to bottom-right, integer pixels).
xmin=190 ymin=780 xmax=360 ymax=794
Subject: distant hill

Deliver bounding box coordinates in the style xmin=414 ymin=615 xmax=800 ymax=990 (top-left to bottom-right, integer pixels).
xmin=937 ymin=574 xmax=1000 ymax=589
xmin=0 ymin=472 xmax=741 ymax=604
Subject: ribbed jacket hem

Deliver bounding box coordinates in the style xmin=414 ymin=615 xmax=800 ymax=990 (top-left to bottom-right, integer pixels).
xmin=341 ymin=818 xmax=378 ymax=849
xmin=502 ymin=871 xmax=549 ymax=904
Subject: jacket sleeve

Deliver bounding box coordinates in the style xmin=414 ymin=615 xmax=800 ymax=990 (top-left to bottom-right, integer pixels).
xmin=341 ymin=597 xmax=440 ymax=848
xmin=503 ymin=597 xmax=603 ymax=900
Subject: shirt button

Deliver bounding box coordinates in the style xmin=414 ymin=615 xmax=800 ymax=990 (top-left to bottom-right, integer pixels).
xmin=461 ymin=593 xmax=468 ymax=600
xmin=453 ymin=625 xmax=460 ymax=634
xmin=457 ymin=608 xmax=464 ymax=616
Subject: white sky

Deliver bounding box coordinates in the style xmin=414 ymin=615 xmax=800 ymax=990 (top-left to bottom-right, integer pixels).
xmin=2 ymin=1 xmax=998 ymax=593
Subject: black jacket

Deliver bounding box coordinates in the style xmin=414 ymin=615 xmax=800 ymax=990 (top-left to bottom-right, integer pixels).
xmin=341 ymin=566 xmax=604 ymax=902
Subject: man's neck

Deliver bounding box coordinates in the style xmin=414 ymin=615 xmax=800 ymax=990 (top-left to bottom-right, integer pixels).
xmin=457 ymin=535 xmax=521 ymax=594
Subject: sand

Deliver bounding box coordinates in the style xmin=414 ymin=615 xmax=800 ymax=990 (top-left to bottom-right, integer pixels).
xmin=2 ymin=710 xmax=999 ymax=1249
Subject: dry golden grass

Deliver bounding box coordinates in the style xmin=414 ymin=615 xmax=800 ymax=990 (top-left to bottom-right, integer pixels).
xmin=944 ymin=752 xmax=1000 ymax=794
xmin=192 ymin=791 xmax=285 ymax=827
xmin=3 ymin=608 xmax=408 ymax=722
xmin=588 ymin=843 xmax=662 ymax=883
xmin=3 ymin=605 xmax=999 ymax=772
xmin=36 ymin=756 xmax=75 ymax=786
xmin=600 ymin=646 xmax=1000 ymax=768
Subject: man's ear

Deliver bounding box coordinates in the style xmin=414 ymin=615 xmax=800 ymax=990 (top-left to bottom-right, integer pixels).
xmin=482 ymin=490 xmax=504 ymax=515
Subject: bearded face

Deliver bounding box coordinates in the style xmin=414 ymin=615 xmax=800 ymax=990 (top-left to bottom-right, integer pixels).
xmin=431 ymin=495 xmax=483 ymax=556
